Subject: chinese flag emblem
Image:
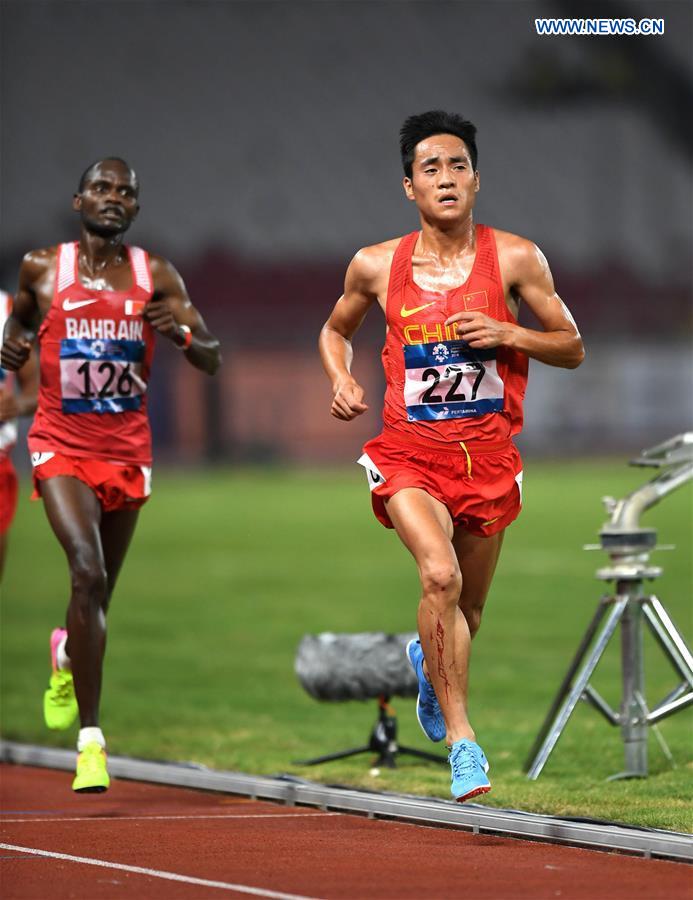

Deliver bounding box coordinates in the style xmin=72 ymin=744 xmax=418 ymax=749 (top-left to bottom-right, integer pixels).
xmin=463 ymin=291 xmax=488 ymax=311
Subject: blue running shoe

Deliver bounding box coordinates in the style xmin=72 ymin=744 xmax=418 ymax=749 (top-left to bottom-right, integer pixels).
xmin=406 ymin=638 xmax=446 ymax=743
xmin=449 ymin=738 xmax=491 ymax=802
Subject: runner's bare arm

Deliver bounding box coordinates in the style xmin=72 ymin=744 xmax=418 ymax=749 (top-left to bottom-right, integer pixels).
xmin=445 ymin=238 xmax=585 ymax=369
xmin=319 ymin=248 xmax=381 ymax=421
xmin=0 ymin=251 xmax=51 ymax=371
xmin=145 ymin=256 xmax=221 ymax=375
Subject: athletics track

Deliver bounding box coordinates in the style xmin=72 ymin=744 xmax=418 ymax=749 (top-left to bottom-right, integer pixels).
xmin=1 ymin=764 xmax=690 ymax=899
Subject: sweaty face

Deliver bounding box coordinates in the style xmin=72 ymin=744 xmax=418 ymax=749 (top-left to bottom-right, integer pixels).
xmin=74 ymin=162 xmax=139 ymax=237
xmin=404 ymin=134 xmax=479 ymax=222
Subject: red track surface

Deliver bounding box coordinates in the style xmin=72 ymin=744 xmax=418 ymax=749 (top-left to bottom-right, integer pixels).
xmin=0 ymin=764 xmax=689 ymax=899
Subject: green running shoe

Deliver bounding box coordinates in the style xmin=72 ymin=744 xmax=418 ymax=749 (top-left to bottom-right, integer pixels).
xmin=43 ymin=628 xmax=78 ymax=730
xmin=72 ymin=742 xmax=109 ymax=793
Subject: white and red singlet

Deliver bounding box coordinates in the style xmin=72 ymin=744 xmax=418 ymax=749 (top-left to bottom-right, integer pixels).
xmin=28 ymin=243 xmax=156 ymax=466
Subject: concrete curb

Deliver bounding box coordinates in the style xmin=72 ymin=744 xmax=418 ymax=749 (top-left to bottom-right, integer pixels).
xmin=2 ymin=740 xmax=690 ymax=862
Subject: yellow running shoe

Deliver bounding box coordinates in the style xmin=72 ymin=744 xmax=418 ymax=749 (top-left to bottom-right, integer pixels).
xmin=72 ymin=742 xmax=110 ymax=793
xmin=43 ymin=628 xmax=78 ymax=730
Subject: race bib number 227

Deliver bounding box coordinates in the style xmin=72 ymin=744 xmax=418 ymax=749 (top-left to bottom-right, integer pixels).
xmin=403 ymin=340 xmax=504 ymax=422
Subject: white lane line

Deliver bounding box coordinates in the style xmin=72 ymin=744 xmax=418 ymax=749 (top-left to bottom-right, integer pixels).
xmin=0 ymin=843 xmax=325 ymax=900
xmin=1 ymin=812 xmax=338 ymax=824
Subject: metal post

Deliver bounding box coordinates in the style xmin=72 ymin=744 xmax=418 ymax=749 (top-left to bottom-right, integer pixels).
xmin=645 ymin=597 xmax=693 ymax=682
xmin=615 ymin=585 xmax=648 ymax=778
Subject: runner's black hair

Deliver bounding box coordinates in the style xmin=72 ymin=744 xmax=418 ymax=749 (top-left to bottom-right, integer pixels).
xmin=400 ymin=111 xmax=478 ymax=178
xmin=77 ymin=158 xmax=139 ymax=194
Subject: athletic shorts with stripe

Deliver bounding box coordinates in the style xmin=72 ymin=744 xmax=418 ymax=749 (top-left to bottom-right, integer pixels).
xmin=31 ymin=452 xmax=152 ymax=513
xmin=358 ymin=433 xmax=523 ymax=537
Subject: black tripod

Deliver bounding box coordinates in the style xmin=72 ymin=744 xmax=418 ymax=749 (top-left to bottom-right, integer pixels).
xmin=295 ymin=695 xmax=447 ymax=768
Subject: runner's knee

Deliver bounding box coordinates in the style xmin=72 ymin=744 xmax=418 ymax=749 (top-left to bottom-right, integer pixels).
xmin=419 ymin=563 xmax=462 ymax=606
xmin=69 ymin=553 xmax=108 ymax=608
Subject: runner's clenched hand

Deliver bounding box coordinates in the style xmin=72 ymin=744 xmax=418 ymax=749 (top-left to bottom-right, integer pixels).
xmin=143 ymin=297 xmax=181 ymax=342
xmin=332 ymin=379 xmax=369 ymax=421
xmin=445 ymin=311 xmax=514 ymax=349
xmin=0 ymin=337 xmax=32 ymax=372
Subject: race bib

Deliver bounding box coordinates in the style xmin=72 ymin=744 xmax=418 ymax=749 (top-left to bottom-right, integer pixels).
xmin=403 ymin=340 xmax=504 ymax=422
xmin=59 ymin=338 xmax=146 ymax=414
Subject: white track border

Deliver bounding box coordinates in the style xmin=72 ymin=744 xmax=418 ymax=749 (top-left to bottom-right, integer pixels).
xmin=0 ymin=842 xmax=322 ymax=900
xmin=1 ymin=741 xmax=690 ymax=863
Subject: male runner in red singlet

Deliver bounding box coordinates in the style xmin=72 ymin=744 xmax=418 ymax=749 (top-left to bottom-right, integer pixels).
xmin=319 ymin=111 xmax=584 ymax=802
xmin=0 ymin=290 xmax=39 ymax=581
xmin=1 ymin=158 xmax=221 ymax=792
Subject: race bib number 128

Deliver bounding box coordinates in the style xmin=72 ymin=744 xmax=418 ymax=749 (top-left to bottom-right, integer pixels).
xmin=403 ymin=340 xmax=504 ymax=422
xmin=60 ymin=338 xmax=146 ymax=414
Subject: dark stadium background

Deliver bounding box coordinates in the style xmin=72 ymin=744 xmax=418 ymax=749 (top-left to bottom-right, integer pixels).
xmin=2 ymin=0 xmax=691 ymax=467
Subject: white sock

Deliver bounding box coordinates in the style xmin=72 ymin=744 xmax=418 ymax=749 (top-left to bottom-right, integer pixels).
xmin=56 ymin=635 xmax=71 ymax=671
xmin=78 ymin=727 xmax=106 ymax=751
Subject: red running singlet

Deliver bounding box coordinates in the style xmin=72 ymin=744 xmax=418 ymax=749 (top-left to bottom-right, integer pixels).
xmin=28 ymin=242 xmax=156 ymax=465
xmin=380 ymin=225 xmax=529 ymax=447
xmin=0 ymin=291 xmax=18 ymax=459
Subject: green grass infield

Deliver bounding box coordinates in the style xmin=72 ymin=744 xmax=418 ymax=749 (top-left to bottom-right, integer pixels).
xmin=2 ymin=461 xmax=691 ymax=832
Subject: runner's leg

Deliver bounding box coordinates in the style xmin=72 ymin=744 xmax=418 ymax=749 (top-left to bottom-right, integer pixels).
xmin=384 ymin=488 xmax=473 ymax=744
xmin=451 ymin=527 xmax=505 ymax=708
xmin=99 ymin=508 xmax=139 ymax=610
xmin=40 ymin=476 xmax=107 ymax=728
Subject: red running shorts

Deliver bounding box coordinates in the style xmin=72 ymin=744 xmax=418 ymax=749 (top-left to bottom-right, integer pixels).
xmin=0 ymin=454 xmax=19 ymax=534
xmin=358 ymin=432 xmax=523 ymax=537
xmin=31 ymin=452 xmax=152 ymax=512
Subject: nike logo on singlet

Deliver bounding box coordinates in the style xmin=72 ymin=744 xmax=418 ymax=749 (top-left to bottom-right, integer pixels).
xmin=400 ymin=301 xmax=435 ymax=318
xmin=62 ymin=298 xmax=99 ymax=311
